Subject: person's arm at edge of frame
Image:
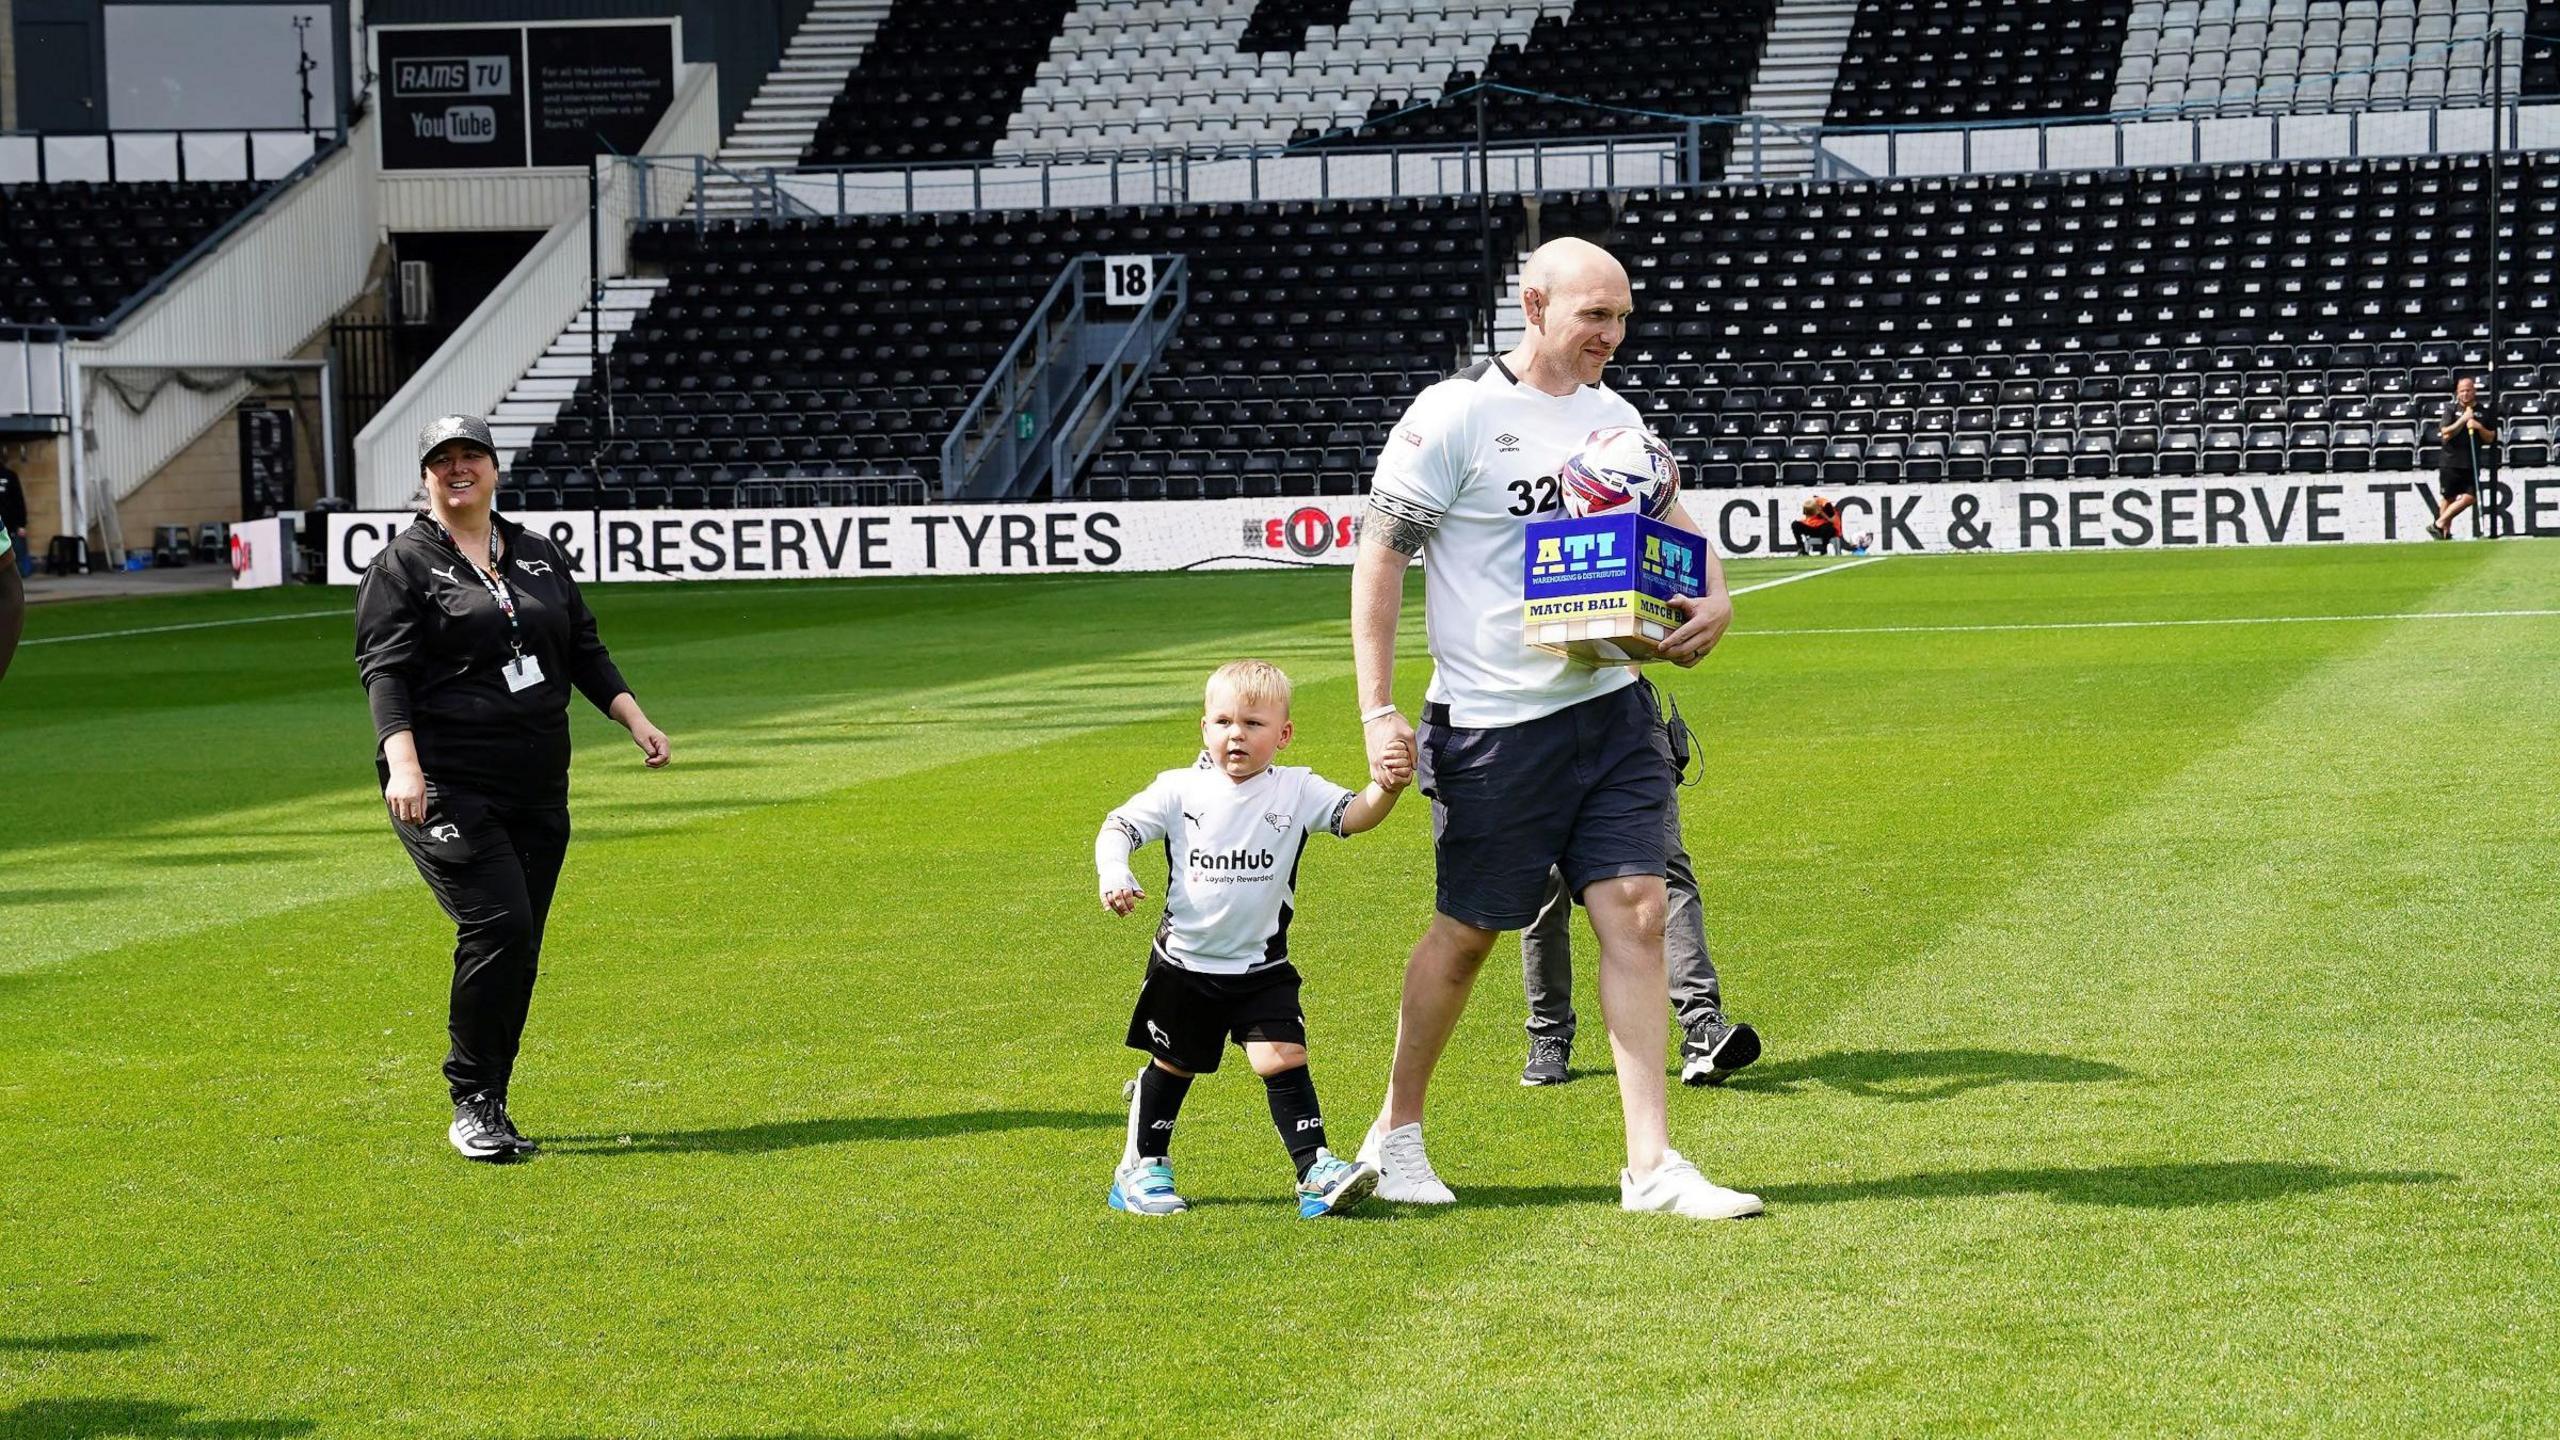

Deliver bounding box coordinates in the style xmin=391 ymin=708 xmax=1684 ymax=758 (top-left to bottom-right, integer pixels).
xmin=1351 ymin=520 xmax=1419 ymax=790
xmin=355 ymin=557 xmax=431 ymax=826
xmin=1652 ymin=491 xmax=1732 ymax=670
xmin=0 ymin=541 xmax=23 ymax=686
xmin=1336 ymin=743 xmax=1414 ymax=834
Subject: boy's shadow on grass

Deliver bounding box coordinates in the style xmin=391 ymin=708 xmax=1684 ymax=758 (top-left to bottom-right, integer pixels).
xmin=546 ymin=1108 xmax=1114 ymax=1158
xmin=1719 ymin=1047 xmax=2132 ymax=1103
xmin=0 ymin=1398 xmax=312 ymax=1438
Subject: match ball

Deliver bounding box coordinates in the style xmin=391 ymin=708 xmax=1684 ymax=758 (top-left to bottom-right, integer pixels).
xmin=1560 ymin=426 xmax=1681 ymax=520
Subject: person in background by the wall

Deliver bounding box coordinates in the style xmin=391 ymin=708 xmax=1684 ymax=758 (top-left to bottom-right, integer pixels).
xmin=2427 ymin=377 xmax=2498 ymax=540
xmin=0 ymin=452 xmax=31 ymax=579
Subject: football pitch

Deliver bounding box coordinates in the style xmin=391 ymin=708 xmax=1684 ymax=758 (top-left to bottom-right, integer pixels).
xmin=5 ymin=540 xmax=2557 ymax=1437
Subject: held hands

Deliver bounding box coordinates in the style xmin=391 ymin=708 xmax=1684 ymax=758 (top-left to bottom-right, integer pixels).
xmin=1658 ymin=590 xmax=1735 ymax=668
xmin=1364 ymin=710 xmax=1417 ymax=791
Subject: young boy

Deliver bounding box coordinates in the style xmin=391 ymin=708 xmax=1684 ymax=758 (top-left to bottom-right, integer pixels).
xmin=1094 ymin=659 xmax=1412 ymax=1218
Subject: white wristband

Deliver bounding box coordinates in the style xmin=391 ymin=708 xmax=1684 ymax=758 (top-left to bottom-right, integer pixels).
xmin=1360 ymin=703 xmax=1401 ymax=724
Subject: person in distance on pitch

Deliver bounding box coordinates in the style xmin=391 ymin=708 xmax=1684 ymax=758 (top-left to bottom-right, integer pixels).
xmin=1094 ymin=660 xmax=1410 ymax=1219
xmin=1791 ymin=496 xmax=1870 ymax=556
xmin=2426 ymin=377 xmax=2498 ymax=540
xmin=1518 ymin=680 xmax=1759 ymax=1090
xmin=1351 ymin=237 xmax=1761 ymax=1220
xmin=354 ymin=415 xmax=671 ymax=1162
xmin=0 ymin=528 xmax=23 ymax=685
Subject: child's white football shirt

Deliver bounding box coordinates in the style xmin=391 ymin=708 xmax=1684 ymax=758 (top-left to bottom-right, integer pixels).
xmin=1100 ymin=756 xmax=1357 ymax=974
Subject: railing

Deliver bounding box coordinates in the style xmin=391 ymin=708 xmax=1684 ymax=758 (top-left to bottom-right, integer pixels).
xmin=1050 ymin=256 xmax=1189 ymax=498
xmin=942 ymin=258 xmax=1091 ymax=501
xmin=1818 ymin=100 xmax=2560 ymax=181
xmin=0 ymin=325 xmax=82 ymax=420
xmin=623 ymin=131 xmax=1688 ymax=224
xmin=0 ymin=128 xmax=327 ymax=184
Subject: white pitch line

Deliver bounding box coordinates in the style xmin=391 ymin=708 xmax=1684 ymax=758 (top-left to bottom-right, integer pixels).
xmin=22 ymin=609 xmax=353 ymax=646
xmin=1743 ymin=608 xmax=2560 ymax=640
xmin=1730 ymin=555 xmax=1887 ymax=595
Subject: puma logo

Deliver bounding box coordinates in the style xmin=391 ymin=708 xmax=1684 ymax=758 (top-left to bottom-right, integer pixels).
xmin=430 ymin=565 xmax=460 ymax=587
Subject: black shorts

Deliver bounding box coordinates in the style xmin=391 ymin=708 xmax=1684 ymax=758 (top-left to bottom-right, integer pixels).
xmin=1417 ymin=681 xmax=1673 ymax=932
xmin=2440 ymin=470 xmax=2477 ymax=500
xmin=1125 ymin=950 xmax=1307 ymax=1074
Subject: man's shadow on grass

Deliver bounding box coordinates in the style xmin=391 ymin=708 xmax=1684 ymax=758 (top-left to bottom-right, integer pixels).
xmin=0 ymin=1398 xmax=312 ymax=1438
xmin=1446 ymin=1160 xmax=2446 ymax=1212
xmin=1719 ymin=1047 xmax=2131 ymax=1103
xmin=545 ymin=1108 xmax=1115 ymax=1158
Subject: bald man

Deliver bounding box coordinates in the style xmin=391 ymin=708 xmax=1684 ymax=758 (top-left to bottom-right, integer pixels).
xmin=1349 ymin=238 xmax=1762 ymax=1219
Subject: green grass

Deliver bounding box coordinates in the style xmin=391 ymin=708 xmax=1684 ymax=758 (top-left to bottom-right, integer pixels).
xmin=4 ymin=542 xmax=2557 ymax=1437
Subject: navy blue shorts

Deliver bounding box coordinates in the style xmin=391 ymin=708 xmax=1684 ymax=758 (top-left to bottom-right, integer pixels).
xmin=1416 ymin=681 xmax=1673 ymax=932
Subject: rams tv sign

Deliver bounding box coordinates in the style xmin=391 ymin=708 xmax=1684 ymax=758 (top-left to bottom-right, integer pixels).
xmin=376 ymin=23 xmax=674 ymax=170
xmin=1520 ymin=513 xmax=1704 ymax=665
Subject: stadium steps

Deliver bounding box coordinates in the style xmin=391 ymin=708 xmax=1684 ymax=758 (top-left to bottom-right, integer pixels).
xmin=701 ymin=0 xmax=898 ymax=214
xmin=487 ymin=278 xmax=670 ymax=466
xmin=1738 ymin=0 xmax=1861 ymax=180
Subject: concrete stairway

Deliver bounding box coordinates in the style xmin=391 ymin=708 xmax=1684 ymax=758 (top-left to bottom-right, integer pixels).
xmin=702 ymin=0 xmax=897 ymax=213
xmin=1737 ymin=0 xmax=1861 ymax=180
xmin=486 ymin=278 xmax=669 ymax=468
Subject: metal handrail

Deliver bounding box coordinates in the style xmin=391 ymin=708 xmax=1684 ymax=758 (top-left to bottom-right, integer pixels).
xmin=941 ymin=255 xmax=1093 ymax=496
xmin=1049 ymin=255 xmax=1188 ymax=494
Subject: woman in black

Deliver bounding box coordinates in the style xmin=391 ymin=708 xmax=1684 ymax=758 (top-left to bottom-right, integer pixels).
xmin=355 ymin=415 xmax=671 ymax=1161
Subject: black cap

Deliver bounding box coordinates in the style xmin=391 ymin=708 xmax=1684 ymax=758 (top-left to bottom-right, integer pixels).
xmin=418 ymin=414 xmax=496 ymax=467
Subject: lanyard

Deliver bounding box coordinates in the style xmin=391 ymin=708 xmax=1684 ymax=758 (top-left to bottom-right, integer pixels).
xmin=438 ymin=521 xmax=522 ymax=658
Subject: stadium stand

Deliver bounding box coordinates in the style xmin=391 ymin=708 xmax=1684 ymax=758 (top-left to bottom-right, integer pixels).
xmin=514 ymin=193 xmax=1521 ymax=506
xmin=1311 ymin=0 xmax=1781 ymax=169
xmin=1828 ymin=0 xmax=2135 ymax=124
xmin=803 ymin=0 xmax=1082 ymax=165
xmin=2519 ymin=0 xmax=2560 ymax=97
xmin=1004 ymin=0 xmax=1574 ymax=161
xmin=2111 ymin=1 xmax=2527 ymax=118
xmin=0 ymin=179 xmax=270 ymax=327
xmin=1592 ymin=153 xmax=2558 ymax=485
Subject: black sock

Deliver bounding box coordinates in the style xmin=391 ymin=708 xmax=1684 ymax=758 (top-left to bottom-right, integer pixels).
xmin=1133 ymin=1064 xmax=1192 ymax=1161
xmin=1263 ymin=1065 xmax=1327 ymax=1179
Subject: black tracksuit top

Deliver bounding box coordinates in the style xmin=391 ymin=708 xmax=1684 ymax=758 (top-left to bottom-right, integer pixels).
xmin=354 ymin=514 xmax=630 ymax=801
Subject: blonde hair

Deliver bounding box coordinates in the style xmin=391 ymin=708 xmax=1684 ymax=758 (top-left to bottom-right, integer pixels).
xmin=1205 ymin=659 xmax=1292 ymax=714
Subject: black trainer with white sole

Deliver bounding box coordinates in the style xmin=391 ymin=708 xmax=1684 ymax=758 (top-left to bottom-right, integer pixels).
xmin=449 ymin=1091 xmax=516 ymax=1161
xmin=1520 ymin=1034 xmax=1571 ymax=1086
xmin=1680 ymin=1017 xmax=1762 ymax=1087
xmin=492 ymin=1097 xmax=539 ymax=1155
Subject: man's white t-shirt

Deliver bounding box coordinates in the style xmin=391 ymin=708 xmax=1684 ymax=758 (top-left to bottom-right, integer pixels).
xmin=1368 ymin=356 xmax=1646 ymax=728
xmin=1098 ymin=756 xmax=1357 ymax=975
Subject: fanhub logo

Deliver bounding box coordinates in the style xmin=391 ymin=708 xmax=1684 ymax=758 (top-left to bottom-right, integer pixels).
xmin=1189 ymin=846 xmax=1275 ymax=872
xmin=1261 ymin=506 xmax=1357 ymax=558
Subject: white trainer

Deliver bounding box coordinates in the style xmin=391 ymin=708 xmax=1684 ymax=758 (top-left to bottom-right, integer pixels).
xmin=1119 ymin=1067 xmax=1147 ymax=1170
xmin=1620 ymin=1150 xmax=1763 ymax=1219
xmin=1358 ymin=1120 xmax=1456 ymax=1204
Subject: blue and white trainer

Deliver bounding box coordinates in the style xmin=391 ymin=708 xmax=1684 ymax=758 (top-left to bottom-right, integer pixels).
xmin=1295 ymin=1148 xmax=1380 ymax=1219
xmin=1108 ymin=1157 xmax=1189 ymax=1216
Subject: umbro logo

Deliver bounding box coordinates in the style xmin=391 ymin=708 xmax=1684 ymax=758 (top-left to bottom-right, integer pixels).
xmin=1496 ymin=433 xmax=1521 ymax=451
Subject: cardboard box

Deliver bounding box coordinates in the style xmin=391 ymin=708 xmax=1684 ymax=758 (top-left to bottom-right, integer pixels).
xmin=1520 ymin=512 xmax=1706 ymax=665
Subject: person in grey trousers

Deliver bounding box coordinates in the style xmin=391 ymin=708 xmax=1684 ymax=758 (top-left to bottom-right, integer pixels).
xmin=1520 ymin=681 xmax=1760 ymax=1088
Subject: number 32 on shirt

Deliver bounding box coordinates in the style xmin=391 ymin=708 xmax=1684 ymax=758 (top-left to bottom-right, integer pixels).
xmin=1506 ymin=474 xmax=1563 ymax=516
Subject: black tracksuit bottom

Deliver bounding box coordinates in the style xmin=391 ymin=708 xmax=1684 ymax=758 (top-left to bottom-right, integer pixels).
xmin=392 ymin=782 xmax=572 ymax=1102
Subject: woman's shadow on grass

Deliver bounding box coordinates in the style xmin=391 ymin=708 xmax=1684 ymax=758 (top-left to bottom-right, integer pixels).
xmin=544 ymin=1108 xmax=1115 ymax=1158
xmin=1452 ymin=1160 xmax=2446 ymax=1212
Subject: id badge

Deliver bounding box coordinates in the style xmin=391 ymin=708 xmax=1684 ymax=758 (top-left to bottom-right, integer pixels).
xmin=503 ymin=653 xmax=546 ymax=692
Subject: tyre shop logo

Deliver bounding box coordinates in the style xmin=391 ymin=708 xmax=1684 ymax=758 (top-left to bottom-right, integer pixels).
xmin=1251 ymin=506 xmax=1358 ymax=558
